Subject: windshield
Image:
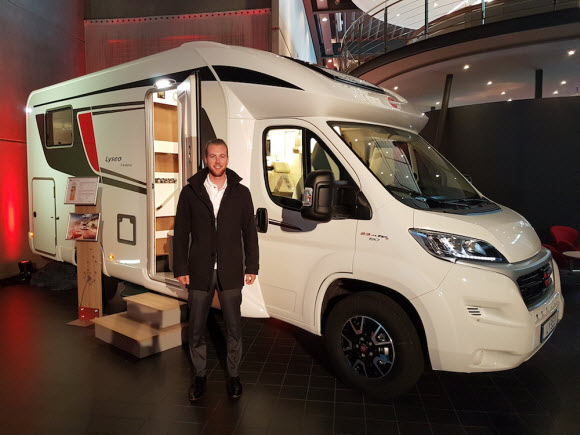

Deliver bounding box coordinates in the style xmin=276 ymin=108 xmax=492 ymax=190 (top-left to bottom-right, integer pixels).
xmin=329 ymin=122 xmax=499 ymax=213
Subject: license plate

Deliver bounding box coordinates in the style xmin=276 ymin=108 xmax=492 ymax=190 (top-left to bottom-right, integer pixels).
xmin=541 ymin=310 xmax=558 ymax=342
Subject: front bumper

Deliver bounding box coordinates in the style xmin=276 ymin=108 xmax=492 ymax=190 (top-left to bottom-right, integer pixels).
xmin=414 ymin=250 xmax=564 ymax=372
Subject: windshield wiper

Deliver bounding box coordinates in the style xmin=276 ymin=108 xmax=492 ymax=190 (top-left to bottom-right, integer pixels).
xmin=387 ymin=186 xmax=471 ymax=209
xmin=386 ymin=185 xmax=423 ymax=197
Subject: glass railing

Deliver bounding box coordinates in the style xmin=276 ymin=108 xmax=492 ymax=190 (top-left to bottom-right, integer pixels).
xmin=340 ymin=0 xmax=579 ymax=73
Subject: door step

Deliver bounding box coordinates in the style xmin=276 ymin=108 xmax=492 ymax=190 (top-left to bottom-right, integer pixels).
xmin=92 ymin=292 xmax=188 ymax=358
xmin=124 ymin=292 xmax=187 ymax=329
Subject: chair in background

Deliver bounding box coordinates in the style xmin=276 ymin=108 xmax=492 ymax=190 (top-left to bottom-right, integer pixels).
xmin=550 ymin=226 xmax=580 ymax=252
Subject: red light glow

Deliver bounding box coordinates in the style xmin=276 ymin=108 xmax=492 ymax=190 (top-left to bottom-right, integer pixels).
xmin=0 ymin=140 xmax=28 ymax=261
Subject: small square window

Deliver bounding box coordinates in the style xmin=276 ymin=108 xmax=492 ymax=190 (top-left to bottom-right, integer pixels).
xmin=46 ymin=107 xmax=73 ymax=147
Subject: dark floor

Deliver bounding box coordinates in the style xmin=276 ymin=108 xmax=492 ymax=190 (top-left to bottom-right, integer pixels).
xmin=0 ymin=274 xmax=579 ymax=435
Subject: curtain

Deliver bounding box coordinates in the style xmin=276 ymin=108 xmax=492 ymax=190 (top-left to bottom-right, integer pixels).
xmin=85 ymin=9 xmax=272 ymax=73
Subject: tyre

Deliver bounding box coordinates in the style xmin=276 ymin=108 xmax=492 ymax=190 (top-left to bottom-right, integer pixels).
xmin=324 ymin=291 xmax=424 ymax=399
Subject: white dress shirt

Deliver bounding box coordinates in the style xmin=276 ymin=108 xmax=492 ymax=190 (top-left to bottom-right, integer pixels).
xmin=204 ymin=174 xmax=227 ymax=268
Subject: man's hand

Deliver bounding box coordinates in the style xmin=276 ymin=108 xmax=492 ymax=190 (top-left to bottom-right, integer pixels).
xmin=245 ymin=274 xmax=256 ymax=285
xmin=177 ymin=275 xmax=190 ymax=286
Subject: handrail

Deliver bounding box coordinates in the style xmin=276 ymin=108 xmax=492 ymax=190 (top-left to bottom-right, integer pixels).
xmin=339 ymin=0 xmax=578 ymax=73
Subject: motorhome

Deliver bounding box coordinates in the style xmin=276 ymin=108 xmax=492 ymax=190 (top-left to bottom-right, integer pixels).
xmin=27 ymin=42 xmax=563 ymax=396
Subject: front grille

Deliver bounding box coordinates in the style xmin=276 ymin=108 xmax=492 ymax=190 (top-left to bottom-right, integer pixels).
xmin=517 ymin=263 xmax=552 ymax=307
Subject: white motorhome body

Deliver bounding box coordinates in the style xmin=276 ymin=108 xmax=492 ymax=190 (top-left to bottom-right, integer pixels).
xmin=27 ymin=42 xmax=563 ymax=396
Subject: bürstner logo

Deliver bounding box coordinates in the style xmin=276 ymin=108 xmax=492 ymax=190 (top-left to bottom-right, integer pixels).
xmin=105 ymin=156 xmax=122 ymax=163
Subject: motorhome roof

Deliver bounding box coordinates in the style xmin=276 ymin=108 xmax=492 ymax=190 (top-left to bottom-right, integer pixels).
xmin=28 ymin=42 xmax=426 ymax=133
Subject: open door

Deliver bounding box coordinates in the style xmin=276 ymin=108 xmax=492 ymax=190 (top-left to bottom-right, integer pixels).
xmin=148 ymin=75 xmax=198 ymax=283
xmin=32 ymin=178 xmax=57 ymax=255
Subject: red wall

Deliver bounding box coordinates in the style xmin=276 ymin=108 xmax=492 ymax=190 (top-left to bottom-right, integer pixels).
xmin=0 ymin=0 xmax=85 ymax=278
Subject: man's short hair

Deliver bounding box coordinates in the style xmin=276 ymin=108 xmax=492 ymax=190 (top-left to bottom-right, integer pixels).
xmin=205 ymin=139 xmax=228 ymax=157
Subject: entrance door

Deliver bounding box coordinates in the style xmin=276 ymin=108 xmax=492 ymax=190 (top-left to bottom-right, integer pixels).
xmin=251 ymin=120 xmax=359 ymax=325
xmin=32 ymin=178 xmax=56 ymax=255
xmin=148 ymin=75 xmax=198 ymax=282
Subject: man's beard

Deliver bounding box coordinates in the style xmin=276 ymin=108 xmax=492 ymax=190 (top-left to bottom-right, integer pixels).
xmin=209 ymin=165 xmax=226 ymax=177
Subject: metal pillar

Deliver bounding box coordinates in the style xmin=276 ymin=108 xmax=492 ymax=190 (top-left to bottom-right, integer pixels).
xmin=434 ymin=74 xmax=453 ymax=151
xmin=535 ymin=69 xmax=543 ymax=99
xmin=425 ymin=0 xmax=429 ymax=39
xmin=383 ymin=5 xmax=388 ymax=54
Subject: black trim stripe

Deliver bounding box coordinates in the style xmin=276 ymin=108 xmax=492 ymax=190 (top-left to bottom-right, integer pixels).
xmin=33 ymin=69 xmax=197 ymax=108
xmin=102 ymin=176 xmax=147 ymax=195
xmin=92 ymin=101 xmax=144 ymax=110
xmin=33 ymin=66 xmax=302 ymax=109
xmin=100 ymin=168 xmax=146 ymax=186
xmin=92 ymin=107 xmax=144 ymax=116
xmin=213 ymin=66 xmax=303 ymax=90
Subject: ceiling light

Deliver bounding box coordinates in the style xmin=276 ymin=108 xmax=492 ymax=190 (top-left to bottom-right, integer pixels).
xmin=154 ymin=79 xmax=175 ymax=89
xmin=421 ymin=112 xmax=425 ymax=116
xmin=322 ymin=17 xmax=328 ymax=22
xmin=394 ymin=86 xmax=398 ymax=90
xmin=501 ymin=91 xmax=506 ymax=95
xmin=553 ymin=90 xmax=559 ymax=95
xmin=487 ymin=81 xmax=492 ymax=85
xmin=568 ymin=50 xmax=575 ymax=56
xmin=561 ymin=80 xmax=567 ymax=85
xmin=397 ymin=13 xmax=400 ymax=17
xmin=436 ymin=101 xmax=440 ymax=105
xmin=508 ymin=98 xmax=512 ymax=102
xmin=463 ymin=64 xmax=470 ymax=70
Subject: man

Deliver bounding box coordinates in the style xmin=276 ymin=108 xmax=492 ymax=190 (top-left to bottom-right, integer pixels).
xmin=173 ymin=138 xmax=259 ymax=401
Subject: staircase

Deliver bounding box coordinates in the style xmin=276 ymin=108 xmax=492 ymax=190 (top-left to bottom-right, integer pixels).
xmin=92 ymin=292 xmax=188 ymax=358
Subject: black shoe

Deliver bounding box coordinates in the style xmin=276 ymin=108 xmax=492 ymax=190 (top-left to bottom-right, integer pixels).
xmin=188 ymin=376 xmax=206 ymax=402
xmin=227 ymin=376 xmax=242 ymax=398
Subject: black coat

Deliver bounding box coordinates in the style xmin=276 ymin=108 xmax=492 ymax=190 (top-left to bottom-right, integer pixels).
xmin=173 ymin=167 xmax=259 ymax=291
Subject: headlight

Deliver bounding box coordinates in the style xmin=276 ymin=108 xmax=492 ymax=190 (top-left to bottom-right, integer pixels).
xmin=409 ymin=229 xmax=507 ymax=263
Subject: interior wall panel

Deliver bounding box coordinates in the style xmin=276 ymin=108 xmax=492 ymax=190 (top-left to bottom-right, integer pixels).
xmin=0 ymin=0 xmax=85 ymax=278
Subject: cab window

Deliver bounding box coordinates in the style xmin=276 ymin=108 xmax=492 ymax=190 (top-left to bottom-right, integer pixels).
xmin=264 ymin=127 xmax=354 ymax=210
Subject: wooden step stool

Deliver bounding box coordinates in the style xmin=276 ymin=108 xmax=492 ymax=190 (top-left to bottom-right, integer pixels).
xmin=92 ymin=292 xmax=188 ymax=358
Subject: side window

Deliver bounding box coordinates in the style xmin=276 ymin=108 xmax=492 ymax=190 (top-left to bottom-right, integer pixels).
xmin=264 ymin=127 xmax=356 ymax=211
xmin=46 ymin=107 xmax=73 ymax=147
xmin=307 ymin=131 xmax=349 ymax=183
xmin=265 ymin=128 xmax=304 ymax=209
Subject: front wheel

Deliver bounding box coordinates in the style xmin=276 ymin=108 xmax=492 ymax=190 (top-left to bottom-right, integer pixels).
xmin=324 ymin=291 xmax=424 ymax=398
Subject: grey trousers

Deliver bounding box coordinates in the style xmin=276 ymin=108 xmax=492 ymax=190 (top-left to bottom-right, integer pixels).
xmin=188 ymin=270 xmax=243 ymax=378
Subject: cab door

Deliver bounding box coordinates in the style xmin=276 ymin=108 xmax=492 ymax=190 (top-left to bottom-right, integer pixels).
xmin=251 ymin=120 xmax=359 ymax=326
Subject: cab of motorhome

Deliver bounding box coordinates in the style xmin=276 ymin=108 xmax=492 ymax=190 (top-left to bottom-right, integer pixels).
xmin=26 ymin=42 xmax=563 ymax=397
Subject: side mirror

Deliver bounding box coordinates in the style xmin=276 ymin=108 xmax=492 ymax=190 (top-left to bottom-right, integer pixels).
xmin=301 ymin=170 xmax=334 ymax=222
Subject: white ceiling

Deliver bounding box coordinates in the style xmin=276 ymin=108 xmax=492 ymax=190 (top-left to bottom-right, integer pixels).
xmin=377 ymin=38 xmax=580 ymax=113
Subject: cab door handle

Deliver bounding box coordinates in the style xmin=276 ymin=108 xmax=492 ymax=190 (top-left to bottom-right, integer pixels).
xmin=256 ymin=208 xmax=268 ymax=233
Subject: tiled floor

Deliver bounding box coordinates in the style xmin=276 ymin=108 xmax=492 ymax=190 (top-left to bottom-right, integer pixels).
xmin=0 ymin=273 xmax=579 ymax=435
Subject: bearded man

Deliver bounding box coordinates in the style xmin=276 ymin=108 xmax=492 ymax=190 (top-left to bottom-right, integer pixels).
xmin=173 ymin=138 xmax=259 ymax=401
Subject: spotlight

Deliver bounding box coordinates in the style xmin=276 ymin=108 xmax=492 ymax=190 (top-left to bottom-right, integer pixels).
xmin=487 ymin=81 xmax=492 ymax=85
xmin=463 ymin=64 xmax=470 ymax=70
xmin=18 ymin=260 xmax=33 ymax=281
xmin=394 ymin=86 xmax=398 ymax=90
xmin=501 ymin=91 xmax=506 ymax=95
xmin=553 ymin=90 xmax=559 ymax=95
xmin=568 ymin=50 xmax=575 ymax=56
xmin=561 ymin=81 xmax=567 ymax=85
